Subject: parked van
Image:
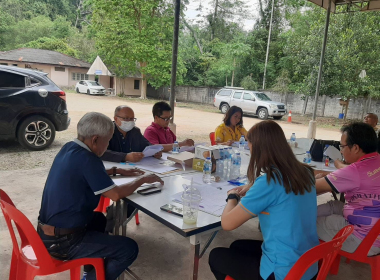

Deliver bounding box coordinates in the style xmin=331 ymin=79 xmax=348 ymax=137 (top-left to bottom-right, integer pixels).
xmin=213 ymin=87 xmax=287 ymax=120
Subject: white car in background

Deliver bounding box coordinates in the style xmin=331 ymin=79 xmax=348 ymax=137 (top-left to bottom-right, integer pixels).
xmin=75 ymin=80 xmax=106 ymax=95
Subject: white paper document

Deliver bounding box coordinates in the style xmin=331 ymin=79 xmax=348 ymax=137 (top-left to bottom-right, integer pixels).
xmin=172 ymin=182 xmax=236 ymax=217
xmin=136 ymin=165 xmax=178 ymax=174
xmin=324 ymin=146 xmax=342 ymax=161
xmin=142 ymin=145 xmax=163 ymax=157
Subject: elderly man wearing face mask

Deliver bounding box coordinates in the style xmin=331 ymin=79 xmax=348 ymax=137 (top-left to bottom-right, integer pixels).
xmin=101 ymin=105 xmax=162 ymax=163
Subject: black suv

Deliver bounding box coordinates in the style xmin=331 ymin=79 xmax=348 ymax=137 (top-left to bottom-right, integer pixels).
xmin=0 ymin=66 xmax=70 ymax=150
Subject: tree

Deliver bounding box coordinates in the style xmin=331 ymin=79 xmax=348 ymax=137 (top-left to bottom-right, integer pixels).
xmin=92 ymin=0 xmax=186 ymax=98
xmin=241 ymin=74 xmax=258 ymax=90
xmin=22 ymin=37 xmax=78 ymax=58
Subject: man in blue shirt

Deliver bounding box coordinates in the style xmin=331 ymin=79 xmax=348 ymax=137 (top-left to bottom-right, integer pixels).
xmin=38 ymin=112 xmax=163 ymax=280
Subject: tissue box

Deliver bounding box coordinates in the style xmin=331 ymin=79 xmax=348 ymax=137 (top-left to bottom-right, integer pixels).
xmin=194 ymin=145 xmax=229 ymax=160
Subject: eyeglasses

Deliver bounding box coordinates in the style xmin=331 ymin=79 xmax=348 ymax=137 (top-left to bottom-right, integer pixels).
xmin=339 ymin=144 xmax=348 ymax=150
xmin=116 ymin=116 xmax=137 ymax=122
xmin=158 ymin=116 xmax=173 ymax=122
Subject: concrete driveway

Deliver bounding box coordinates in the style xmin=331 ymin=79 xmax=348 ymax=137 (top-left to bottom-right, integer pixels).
xmin=0 ymin=93 xmax=369 ymax=280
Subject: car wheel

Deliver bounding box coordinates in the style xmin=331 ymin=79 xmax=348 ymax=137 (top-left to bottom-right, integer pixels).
xmin=87 ymin=89 xmax=90 ymax=95
xmin=17 ymin=116 xmax=56 ymax=151
xmin=76 ymin=87 xmax=80 ymax=93
xmin=220 ymin=103 xmax=230 ymax=114
xmin=273 ymin=116 xmax=283 ymax=120
xmin=257 ymin=108 xmax=269 ymax=120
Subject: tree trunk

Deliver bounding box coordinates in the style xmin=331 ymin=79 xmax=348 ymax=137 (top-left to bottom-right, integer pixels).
xmin=231 ymin=57 xmax=235 ymax=87
xmin=344 ymin=100 xmax=349 ymax=120
xmin=182 ymin=16 xmax=203 ymax=54
xmin=211 ymin=0 xmax=218 ymax=40
xmin=226 ymin=75 xmax=228 ymax=86
xmin=302 ymin=95 xmax=309 ymax=115
xmin=139 ymin=62 xmax=147 ymax=99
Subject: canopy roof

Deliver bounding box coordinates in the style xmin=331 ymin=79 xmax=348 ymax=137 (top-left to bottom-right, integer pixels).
xmin=308 ymin=0 xmax=380 ymax=13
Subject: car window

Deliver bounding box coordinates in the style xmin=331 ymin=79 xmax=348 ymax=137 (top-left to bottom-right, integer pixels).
xmin=243 ymin=93 xmax=253 ymax=100
xmin=255 ymin=92 xmax=272 ymax=101
xmin=88 ymin=81 xmax=101 ymax=86
xmin=218 ymin=89 xmax=232 ymax=96
xmin=233 ymin=91 xmax=242 ymax=99
xmin=0 ymin=71 xmax=26 ymax=88
xmin=79 ymin=81 xmax=84 ymax=85
xmin=30 ymin=77 xmax=41 ymax=86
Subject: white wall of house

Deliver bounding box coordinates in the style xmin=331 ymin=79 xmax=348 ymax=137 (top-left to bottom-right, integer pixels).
xmin=68 ymin=68 xmax=94 ymax=87
xmin=115 ymin=77 xmax=142 ymax=96
xmin=98 ymin=75 xmax=111 ymax=89
xmin=50 ymin=66 xmax=69 ymax=86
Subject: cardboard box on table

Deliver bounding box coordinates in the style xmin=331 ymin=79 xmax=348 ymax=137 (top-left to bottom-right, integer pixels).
xmin=192 ymin=145 xmax=229 ymax=172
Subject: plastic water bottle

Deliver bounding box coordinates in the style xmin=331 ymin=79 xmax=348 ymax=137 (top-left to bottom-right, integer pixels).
xmin=223 ymin=148 xmax=229 ymax=169
xmin=239 ymin=135 xmax=245 ymax=150
xmin=172 ymin=141 xmax=179 ymax=153
xmin=215 ymin=159 xmax=223 ymax=180
xmin=230 ymin=152 xmax=241 ymax=179
xmin=303 ymin=151 xmax=312 ymax=164
xmin=323 ymin=145 xmax=330 ymax=167
xmin=203 ymin=157 xmax=212 ymax=184
xmin=290 ymin=133 xmax=296 ymax=146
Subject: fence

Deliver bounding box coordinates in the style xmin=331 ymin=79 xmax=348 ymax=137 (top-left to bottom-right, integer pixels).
xmin=147 ymin=85 xmax=379 ymax=120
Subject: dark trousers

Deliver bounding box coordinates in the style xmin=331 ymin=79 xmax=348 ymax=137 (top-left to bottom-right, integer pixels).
xmin=209 ymin=240 xmax=317 ymax=280
xmin=38 ymin=212 xmax=138 ymax=280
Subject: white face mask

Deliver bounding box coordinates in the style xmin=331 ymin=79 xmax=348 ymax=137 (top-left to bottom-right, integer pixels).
xmin=119 ymin=121 xmax=135 ymax=132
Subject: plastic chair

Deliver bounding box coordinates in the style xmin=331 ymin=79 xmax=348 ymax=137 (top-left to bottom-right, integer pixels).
xmin=225 ymin=225 xmax=354 ymax=280
xmin=326 ymin=219 xmax=380 ymax=279
xmin=210 ymin=132 xmax=216 ymax=146
xmin=95 ymin=196 xmax=140 ymax=225
xmin=0 ymin=189 xmax=105 ymax=280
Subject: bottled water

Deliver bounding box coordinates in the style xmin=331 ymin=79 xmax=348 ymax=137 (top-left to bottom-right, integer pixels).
xmin=215 ymin=159 xmax=223 ymax=180
xmin=303 ymin=151 xmax=312 ymax=164
xmin=223 ymin=148 xmax=229 ymax=169
xmin=219 ymin=148 xmax=225 ymax=178
xmin=172 ymin=141 xmax=179 ymax=153
xmin=290 ymin=133 xmax=296 ymax=146
xmin=203 ymin=157 xmax=212 ymax=184
xmin=323 ymin=145 xmax=330 ymax=167
xmin=230 ymin=152 xmax=241 ymax=179
xmin=239 ymin=135 xmax=245 ymax=150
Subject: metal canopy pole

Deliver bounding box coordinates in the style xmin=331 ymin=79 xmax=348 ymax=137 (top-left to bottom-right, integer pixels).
xmin=307 ymin=0 xmax=332 ymax=139
xmin=169 ymin=0 xmax=180 ymax=131
xmin=262 ymin=0 xmax=275 ymax=90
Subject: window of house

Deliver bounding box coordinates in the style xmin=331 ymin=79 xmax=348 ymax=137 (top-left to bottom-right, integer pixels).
xmin=233 ymin=92 xmax=242 ymax=99
xmin=72 ymin=73 xmax=89 ymax=81
xmin=134 ymin=80 xmax=140 ymax=90
xmin=0 ymin=63 xmax=8 ymax=65
xmin=0 ymin=71 xmax=26 ymax=88
xmin=55 ymin=67 xmax=65 ymax=72
xmin=218 ymin=89 xmax=232 ymax=96
xmin=12 ymin=64 xmax=18 ymax=67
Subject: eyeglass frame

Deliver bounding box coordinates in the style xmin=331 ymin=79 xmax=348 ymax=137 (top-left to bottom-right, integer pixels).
xmin=116 ymin=116 xmax=137 ymax=122
xmin=158 ymin=116 xmax=173 ymax=122
xmin=339 ymin=144 xmax=349 ymax=150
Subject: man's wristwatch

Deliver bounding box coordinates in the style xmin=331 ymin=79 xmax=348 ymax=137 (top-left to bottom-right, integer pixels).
xmin=226 ymin=193 xmax=240 ymax=203
xmin=112 ymin=166 xmax=117 ymax=176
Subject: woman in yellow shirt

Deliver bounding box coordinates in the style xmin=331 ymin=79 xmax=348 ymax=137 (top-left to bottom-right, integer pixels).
xmin=215 ymin=106 xmax=247 ymax=146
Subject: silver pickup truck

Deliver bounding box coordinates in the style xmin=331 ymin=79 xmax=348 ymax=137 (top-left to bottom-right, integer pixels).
xmin=213 ymin=87 xmax=287 ymax=120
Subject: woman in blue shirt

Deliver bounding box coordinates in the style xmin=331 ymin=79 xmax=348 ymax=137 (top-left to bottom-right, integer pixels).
xmin=209 ymin=121 xmax=319 ymax=280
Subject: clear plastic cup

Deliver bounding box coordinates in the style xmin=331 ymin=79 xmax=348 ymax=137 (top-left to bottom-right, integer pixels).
xmin=182 ymin=179 xmax=202 ymax=225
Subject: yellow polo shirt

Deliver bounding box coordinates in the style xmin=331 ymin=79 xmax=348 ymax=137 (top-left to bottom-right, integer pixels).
xmin=215 ymin=123 xmax=247 ymax=142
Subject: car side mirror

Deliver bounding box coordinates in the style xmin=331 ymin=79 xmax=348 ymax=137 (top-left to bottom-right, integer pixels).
xmin=251 ymin=97 xmax=255 ymax=101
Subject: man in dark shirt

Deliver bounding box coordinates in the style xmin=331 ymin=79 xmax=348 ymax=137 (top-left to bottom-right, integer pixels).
xmin=101 ymin=105 xmax=162 ymax=163
xmin=38 ymin=112 xmax=163 ymax=280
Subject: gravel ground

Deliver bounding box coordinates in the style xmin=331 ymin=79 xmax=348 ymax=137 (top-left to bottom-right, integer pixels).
xmin=0 ymin=92 xmax=342 ymax=171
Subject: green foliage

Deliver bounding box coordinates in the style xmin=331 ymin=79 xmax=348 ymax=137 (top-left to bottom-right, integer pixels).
xmin=241 ymin=75 xmax=258 ymax=90
xmin=92 ymin=0 xmax=186 ymax=89
xmin=22 ymin=37 xmax=78 ymax=58
xmin=272 ymin=70 xmax=291 ymax=94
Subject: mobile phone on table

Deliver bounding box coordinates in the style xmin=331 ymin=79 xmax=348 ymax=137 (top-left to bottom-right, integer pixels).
xmin=137 ymin=186 xmax=161 ymax=195
xmin=160 ymin=204 xmax=183 ymax=217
